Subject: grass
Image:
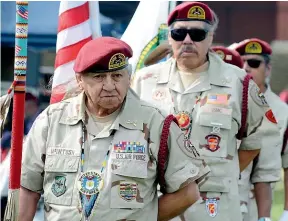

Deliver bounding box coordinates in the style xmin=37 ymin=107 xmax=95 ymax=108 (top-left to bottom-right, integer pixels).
xmin=272 ymin=171 xmax=285 ymax=221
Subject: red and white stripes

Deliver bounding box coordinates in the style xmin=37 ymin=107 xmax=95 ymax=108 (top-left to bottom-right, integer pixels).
xmin=51 ymin=1 xmax=101 ymax=104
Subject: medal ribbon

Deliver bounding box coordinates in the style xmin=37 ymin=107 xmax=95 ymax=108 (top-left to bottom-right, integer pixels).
xmin=171 ymin=90 xmax=203 ymax=157
xmin=80 ymin=122 xmax=111 ymax=219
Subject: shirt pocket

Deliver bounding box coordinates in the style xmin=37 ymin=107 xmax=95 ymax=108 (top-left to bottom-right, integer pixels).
xmin=44 ymin=154 xmax=80 ymax=206
xmin=197 ymin=106 xmax=233 ymax=158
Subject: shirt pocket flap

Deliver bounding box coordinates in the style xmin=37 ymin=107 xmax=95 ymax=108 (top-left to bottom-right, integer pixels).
xmin=199 ymin=176 xmax=231 ymax=193
xmin=45 ymin=155 xmax=80 ymax=172
xmin=199 ymin=112 xmax=232 ymax=130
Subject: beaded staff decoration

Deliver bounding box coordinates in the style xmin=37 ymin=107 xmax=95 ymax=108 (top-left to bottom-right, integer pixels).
xmin=4 ymin=2 xmax=29 ymax=220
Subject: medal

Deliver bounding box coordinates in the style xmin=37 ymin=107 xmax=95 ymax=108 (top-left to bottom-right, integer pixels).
xmin=77 ymin=171 xmax=104 ymax=195
xmin=175 ymin=111 xmax=192 ymax=130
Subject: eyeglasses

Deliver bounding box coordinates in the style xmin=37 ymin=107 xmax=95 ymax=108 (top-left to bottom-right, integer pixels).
xmin=246 ymin=59 xmax=264 ymax=68
xmin=170 ymin=28 xmax=208 ymax=42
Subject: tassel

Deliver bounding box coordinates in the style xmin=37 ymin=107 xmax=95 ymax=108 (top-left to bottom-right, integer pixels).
xmin=3 ymin=189 xmax=20 ymax=221
xmin=0 ymin=92 xmax=13 ymax=136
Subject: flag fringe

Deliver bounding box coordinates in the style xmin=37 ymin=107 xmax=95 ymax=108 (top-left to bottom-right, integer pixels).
xmin=3 ymin=189 xmax=20 ymax=221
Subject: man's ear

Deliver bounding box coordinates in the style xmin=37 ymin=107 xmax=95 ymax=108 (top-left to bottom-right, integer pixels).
xmin=266 ymin=63 xmax=272 ymax=77
xmin=75 ymin=73 xmax=83 ymax=89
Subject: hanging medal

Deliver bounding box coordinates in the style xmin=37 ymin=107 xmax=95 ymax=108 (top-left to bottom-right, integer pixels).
xmin=78 ymin=123 xmax=111 ymax=220
xmin=173 ymin=93 xmax=202 ymax=158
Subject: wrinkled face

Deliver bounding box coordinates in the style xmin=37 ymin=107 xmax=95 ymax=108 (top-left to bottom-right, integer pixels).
xmin=242 ymin=54 xmax=270 ymax=87
xmin=76 ymin=69 xmax=130 ymax=110
xmin=168 ymin=20 xmax=213 ymax=68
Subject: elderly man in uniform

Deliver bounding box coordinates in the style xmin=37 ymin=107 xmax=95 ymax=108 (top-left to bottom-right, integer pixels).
xmin=19 ymin=37 xmax=210 ymax=221
xmin=233 ymin=38 xmax=288 ymax=221
xmin=212 ymin=45 xmax=283 ymax=221
xmin=131 ymin=2 xmax=280 ymax=221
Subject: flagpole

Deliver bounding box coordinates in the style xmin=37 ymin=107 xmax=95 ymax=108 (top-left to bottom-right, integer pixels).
xmin=169 ymin=1 xmax=177 ymax=14
xmin=4 ymin=1 xmax=28 ymax=220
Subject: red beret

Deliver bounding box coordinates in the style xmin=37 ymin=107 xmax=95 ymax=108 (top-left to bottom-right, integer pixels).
xmin=234 ymin=38 xmax=272 ymax=56
xmin=212 ymin=46 xmax=244 ymax=69
xmin=167 ymin=2 xmax=214 ymax=26
xmin=74 ymin=37 xmax=133 ymax=73
xmin=25 ymin=92 xmax=38 ymax=102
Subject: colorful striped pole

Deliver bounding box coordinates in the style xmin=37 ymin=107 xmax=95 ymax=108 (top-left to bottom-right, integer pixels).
xmin=4 ymin=1 xmax=28 ymax=220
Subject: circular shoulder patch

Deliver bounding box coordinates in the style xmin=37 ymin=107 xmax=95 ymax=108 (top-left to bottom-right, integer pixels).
xmin=249 ymin=83 xmax=269 ymax=107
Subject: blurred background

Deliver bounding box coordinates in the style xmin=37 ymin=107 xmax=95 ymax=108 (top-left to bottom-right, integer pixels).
xmin=1 ymin=1 xmax=288 ymax=220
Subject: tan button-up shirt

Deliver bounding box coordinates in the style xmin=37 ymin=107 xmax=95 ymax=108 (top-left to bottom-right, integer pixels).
xmin=21 ymin=89 xmax=209 ymax=221
xmin=132 ymin=52 xmax=280 ymax=220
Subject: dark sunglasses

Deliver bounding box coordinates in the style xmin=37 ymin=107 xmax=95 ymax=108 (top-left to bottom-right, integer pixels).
xmin=246 ymin=59 xmax=263 ymax=68
xmin=170 ymin=28 xmax=208 ymax=42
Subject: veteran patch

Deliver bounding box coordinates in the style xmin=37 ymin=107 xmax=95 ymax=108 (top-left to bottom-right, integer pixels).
xmin=51 ymin=176 xmax=67 ymax=197
xmin=215 ymin=50 xmax=225 ymax=60
xmin=250 ymin=83 xmax=268 ymax=106
xmin=188 ymin=6 xmax=205 ymax=20
xmin=119 ymin=182 xmax=138 ymax=202
xmin=265 ymin=109 xmax=277 ymax=124
xmin=245 ymin=41 xmax=262 ymax=54
xmin=109 ymin=53 xmax=127 ymax=70
xmin=152 ymin=88 xmax=167 ymax=101
xmin=205 ymin=198 xmax=219 ymax=217
xmin=77 ymin=171 xmax=103 ymax=195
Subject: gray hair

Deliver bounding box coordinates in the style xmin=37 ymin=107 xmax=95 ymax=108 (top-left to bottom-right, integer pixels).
xmin=125 ymin=64 xmax=132 ymax=75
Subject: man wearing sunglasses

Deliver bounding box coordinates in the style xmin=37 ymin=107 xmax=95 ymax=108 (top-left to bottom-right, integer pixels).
xmin=130 ymin=2 xmax=276 ymax=221
xmin=234 ymin=39 xmax=288 ymax=221
xmin=213 ymin=45 xmax=283 ymax=221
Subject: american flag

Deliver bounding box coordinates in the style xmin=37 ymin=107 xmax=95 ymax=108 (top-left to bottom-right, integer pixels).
xmin=207 ymin=94 xmax=228 ymax=105
xmin=17 ymin=6 xmax=28 ymax=19
xmin=15 ymin=45 xmax=21 ymax=56
xmin=50 ymin=1 xmax=102 ymax=104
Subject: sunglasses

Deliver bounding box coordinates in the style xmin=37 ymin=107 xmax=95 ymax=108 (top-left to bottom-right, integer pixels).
xmin=170 ymin=28 xmax=208 ymax=42
xmin=246 ymin=59 xmax=264 ymax=68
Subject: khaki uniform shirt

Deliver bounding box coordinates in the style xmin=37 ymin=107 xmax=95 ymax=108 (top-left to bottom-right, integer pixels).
xmin=21 ymin=89 xmax=209 ymax=221
xmin=241 ymin=87 xmax=285 ymax=221
xmin=132 ymin=53 xmax=268 ymax=221
xmin=265 ymin=87 xmax=288 ymax=168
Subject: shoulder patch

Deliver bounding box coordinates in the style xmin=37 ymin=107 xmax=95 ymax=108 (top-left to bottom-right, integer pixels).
xmin=265 ymin=109 xmax=277 ymax=124
xmin=249 ymin=83 xmax=269 ymax=107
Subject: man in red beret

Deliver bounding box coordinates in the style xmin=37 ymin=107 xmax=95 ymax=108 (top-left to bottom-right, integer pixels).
xmin=131 ymin=2 xmax=280 ymax=221
xmin=18 ymin=37 xmax=210 ymax=221
xmin=212 ymin=43 xmax=282 ymax=221
xmin=234 ymin=38 xmax=288 ymax=221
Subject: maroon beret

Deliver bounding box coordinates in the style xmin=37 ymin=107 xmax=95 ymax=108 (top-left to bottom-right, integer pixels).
xmin=234 ymin=38 xmax=272 ymax=56
xmin=167 ymin=2 xmax=214 ymax=26
xmin=74 ymin=37 xmax=133 ymax=73
xmin=25 ymin=92 xmax=38 ymax=102
xmin=212 ymin=46 xmax=244 ymax=69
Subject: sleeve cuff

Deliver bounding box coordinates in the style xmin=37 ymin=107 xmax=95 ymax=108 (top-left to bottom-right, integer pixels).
xmin=239 ymin=136 xmax=261 ymax=151
xmin=165 ymin=161 xmax=210 ymax=193
xmin=282 ymin=154 xmax=288 ymax=168
xmin=21 ymin=165 xmax=43 ymax=193
xmin=251 ymin=169 xmax=281 ymax=183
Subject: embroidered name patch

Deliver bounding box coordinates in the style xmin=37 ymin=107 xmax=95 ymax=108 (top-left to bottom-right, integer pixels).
xmin=201 ymin=106 xmax=232 ymax=115
xmin=207 ymin=94 xmax=228 ymax=105
xmin=48 ymin=148 xmax=76 ymax=156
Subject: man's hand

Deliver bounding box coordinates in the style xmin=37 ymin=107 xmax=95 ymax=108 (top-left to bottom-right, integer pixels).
xmin=19 ymin=186 xmax=41 ymax=221
xmin=158 ymin=181 xmax=200 ymax=221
